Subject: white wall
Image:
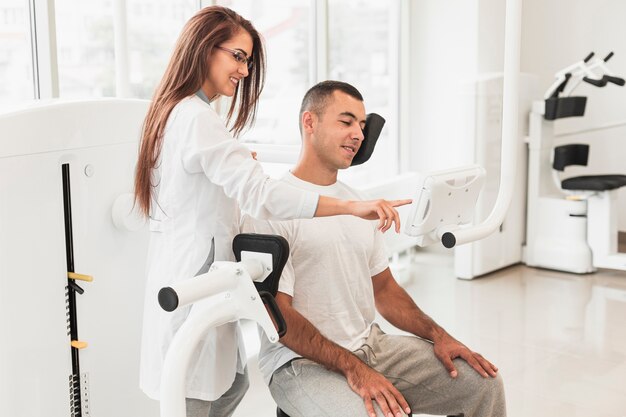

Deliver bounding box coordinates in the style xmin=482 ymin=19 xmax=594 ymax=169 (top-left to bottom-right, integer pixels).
xmin=521 ymin=0 xmax=626 ymax=230
xmin=408 ymin=0 xmax=480 ymax=172
xmin=408 ymin=0 xmax=626 ymax=231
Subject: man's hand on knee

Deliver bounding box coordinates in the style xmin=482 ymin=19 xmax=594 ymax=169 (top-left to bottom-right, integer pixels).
xmin=433 ymin=335 xmax=499 ymax=379
xmin=344 ymin=360 xmax=411 ymax=417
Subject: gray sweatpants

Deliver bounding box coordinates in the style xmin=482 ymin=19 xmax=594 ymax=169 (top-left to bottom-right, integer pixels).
xmin=269 ymin=325 xmax=506 ymax=417
xmin=185 ymin=368 xmax=249 ymax=417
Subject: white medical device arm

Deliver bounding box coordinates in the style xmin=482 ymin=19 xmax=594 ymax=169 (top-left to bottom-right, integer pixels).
xmin=159 ymin=234 xmax=289 ymax=417
xmin=405 ymin=166 xmax=485 ymax=248
xmin=157 ymin=259 xmax=266 ymax=311
xmin=403 ymin=0 xmax=522 ymax=249
xmin=447 ymin=0 xmax=523 ymax=248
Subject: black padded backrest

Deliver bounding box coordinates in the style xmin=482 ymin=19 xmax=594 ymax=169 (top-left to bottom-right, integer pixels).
xmin=553 ymin=144 xmax=589 ymax=171
xmin=351 ymin=113 xmax=385 ymax=166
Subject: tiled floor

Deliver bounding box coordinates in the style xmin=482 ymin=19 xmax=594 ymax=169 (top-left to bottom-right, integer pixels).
xmin=234 ymin=249 xmax=626 ymax=417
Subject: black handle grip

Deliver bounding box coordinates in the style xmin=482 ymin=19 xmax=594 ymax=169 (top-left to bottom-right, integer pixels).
xmin=259 ymin=291 xmax=287 ymax=338
xmin=158 ymin=287 xmax=179 ymax=312
xmin=604 ymin=52 xmax=614 ymax=62
xmin=604 ymin=75 xmax=625 ymax=86
xmin=583 ymin=76 xmax=607 ymax=87
xmin=584 ymin=52 xmax=595 ymax=63
xmin=441 ymin=232 xmax=456 ymax=249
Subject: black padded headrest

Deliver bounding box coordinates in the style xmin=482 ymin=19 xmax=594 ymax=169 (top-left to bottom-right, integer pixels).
xmin=351 ymin=113 xmax=385 ymax=166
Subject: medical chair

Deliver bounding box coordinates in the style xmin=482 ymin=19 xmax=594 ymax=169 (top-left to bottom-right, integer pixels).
xmin=552 ymin=143 xmax=626 ymax=270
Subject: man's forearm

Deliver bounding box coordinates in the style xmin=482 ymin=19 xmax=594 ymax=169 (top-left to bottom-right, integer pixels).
xmin=373 ymin=271 xmax=450 ymax=343
xmin=276 ymin=294 xmax=413 ymax=416
xmin=372 ymin=270 xmax=499 ymax=380
xmin=278 ymin=297 xmax=363 ymax=374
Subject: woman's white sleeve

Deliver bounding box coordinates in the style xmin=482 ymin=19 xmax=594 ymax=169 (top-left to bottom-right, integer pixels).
xmin=181 ymin=110 xmax=319 ymax=220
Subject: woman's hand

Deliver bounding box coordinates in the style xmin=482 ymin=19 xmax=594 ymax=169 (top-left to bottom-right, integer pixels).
xmin=348 ymin=199 xmax=412 ymax=233
xmin=315 ymin=197 xmax=411 ymax=232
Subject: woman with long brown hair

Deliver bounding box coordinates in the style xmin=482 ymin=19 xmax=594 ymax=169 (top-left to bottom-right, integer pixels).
xmin=135 ymin=6 xmax=409 ymax=416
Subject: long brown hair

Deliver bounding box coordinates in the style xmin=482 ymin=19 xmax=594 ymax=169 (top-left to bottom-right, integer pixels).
xmin=134 ymin=6 xmax=266 ymax=217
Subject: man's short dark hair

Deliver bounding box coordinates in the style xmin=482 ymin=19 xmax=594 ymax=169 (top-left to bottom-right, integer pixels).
xmin=299 ymin=81 xmax=364 ymax=134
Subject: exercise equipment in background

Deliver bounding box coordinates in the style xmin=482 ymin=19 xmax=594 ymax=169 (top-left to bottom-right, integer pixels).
xmin=524 ymin=52 xmax=626 ymax=273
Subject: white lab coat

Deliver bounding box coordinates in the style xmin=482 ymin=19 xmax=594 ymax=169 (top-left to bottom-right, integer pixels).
xmin=139 ymin=95 xmax=318 ymax=401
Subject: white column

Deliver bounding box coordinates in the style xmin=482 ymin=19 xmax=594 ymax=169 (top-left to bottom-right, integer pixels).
xmin=29 ymin=0 xmax=59 ymax=98
xmin=113 ymin=0 xmax=130 ymax=97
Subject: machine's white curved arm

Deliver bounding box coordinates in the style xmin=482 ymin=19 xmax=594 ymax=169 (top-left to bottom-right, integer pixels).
xmin=160 ymin=260 xmax=280 ymax=417
xmin=562 ymin=53 xmax=624 ymax=97
xmin=405 ymin=166 xmax=485 ymax=247
xmin=544 ymin=54 xmax=597 ymax=100
xmin=447 ymin=0 xmax=522 ymax=247
xmin=160 ymin=299 xmax=239 ymax=417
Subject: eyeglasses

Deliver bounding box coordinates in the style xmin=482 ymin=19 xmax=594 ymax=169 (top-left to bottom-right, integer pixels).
xmin=216 ymin=46 xmax=253 ymax=70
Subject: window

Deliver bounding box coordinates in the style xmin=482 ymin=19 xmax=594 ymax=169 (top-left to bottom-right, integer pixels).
xmin=219 ymin=0 xmax=311 ymax=145
xmin=55 ymin=1 xmax=116 ymax=97
xmin=55 ymin=0 xmax=197 ymax=99
xmin=328 ymin=0 xmax=399 ymax=185
xmin=126 ymin=0 xmax=198 ymax=98
xmin=9 ymin=1 xmax=403 ymax=184
xmin=221 ymin=0 xmax=401 ymax=185
xmin=0 ymin=1 xmax=35 ymax=104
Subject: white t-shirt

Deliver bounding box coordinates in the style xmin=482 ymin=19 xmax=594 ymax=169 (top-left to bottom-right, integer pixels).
xmin=241 ymin=172 xmax=389 ymax=384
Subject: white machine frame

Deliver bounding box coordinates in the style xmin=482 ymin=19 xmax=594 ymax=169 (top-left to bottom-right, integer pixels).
xmin=0 ymin=99 xmax=157 ymax=417
xmin=404 ymin=0 xmax=524 ymax=250
xmin=524 ymin=101 xmax=626 ymax=273
xmin=159 ymin=255 xmax=281 ymax=417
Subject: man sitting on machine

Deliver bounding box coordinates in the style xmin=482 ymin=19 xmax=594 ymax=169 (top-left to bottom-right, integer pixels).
xmin=241 ymin=81 xmax=506 ymax=417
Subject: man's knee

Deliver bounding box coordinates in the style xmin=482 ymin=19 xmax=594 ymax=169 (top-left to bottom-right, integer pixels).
xmin=454 ymin=360 xmax=505 ymax=399
xmin=482 ymin=372 xmax=505 ymax=399
xmin=471 ymin=371 xmax=506 ymax=417
xmin=465 ymin=368 xmax=506 ymax=412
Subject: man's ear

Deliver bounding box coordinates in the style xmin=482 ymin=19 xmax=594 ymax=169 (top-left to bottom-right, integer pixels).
xmin=302 ymin=111 xmax=315 ymax=134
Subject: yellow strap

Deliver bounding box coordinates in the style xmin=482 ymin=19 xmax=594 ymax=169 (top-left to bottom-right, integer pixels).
xmin=565 ymin=195 xmax=584 ymax=201
xmin=67 ymin=272 xmax=93 ymax=282
xmin=71 ymin=340 xmax=88 ymax=349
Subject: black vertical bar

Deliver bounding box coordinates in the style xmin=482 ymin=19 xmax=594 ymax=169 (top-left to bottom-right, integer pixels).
xmin=62 ymin=163 xmax=82 ymax=417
